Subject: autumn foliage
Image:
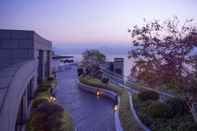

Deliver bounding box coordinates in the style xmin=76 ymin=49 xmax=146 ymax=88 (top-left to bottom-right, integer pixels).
xmin=129 ymin=17 xmax=197 ymax=93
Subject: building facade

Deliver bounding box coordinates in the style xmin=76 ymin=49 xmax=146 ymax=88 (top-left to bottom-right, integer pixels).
xmin=0 ymin=29 xmax=52 ymax=131
xmin=103 ymin=58 xmax=124 ymax=76
xmin=102 ymin=58 xmax=124 ymax=84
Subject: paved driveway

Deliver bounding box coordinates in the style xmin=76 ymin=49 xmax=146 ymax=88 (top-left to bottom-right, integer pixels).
xmin=55 ymin=65 xmax=115 ymax=131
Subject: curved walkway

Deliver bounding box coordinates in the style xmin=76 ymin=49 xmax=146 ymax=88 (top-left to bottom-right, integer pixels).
xmin=54 ymin=65 xmax=115 ymax=131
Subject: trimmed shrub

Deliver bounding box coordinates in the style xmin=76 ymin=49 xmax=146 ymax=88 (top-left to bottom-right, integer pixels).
xmin=102 ymin=77 xmax=109 ymax=84
xmin=27 ymin=111 xmax=46 ymax=131
xmin=36 ymin=102 xmax=64 ymax=114
xmin=37 ymin=86 xmax=50 ymax=92
xmin=28 ymin=103 xmax=74 ymax=131
xmin=48 ymin=76 xmax=55 ymax=81
xmin=138 ymin=90 xmax=159 ymax=101
xmin=40 ymin=83 xmax=51 ymax=88
xmin=148 ymin=101 xmax=171 ymax=119
xmin=166 ymin=97 xmax=188 ymax=116
xmin=32 ymin=98 xmax=49 ymax=109
xmin=77 ymin=68 xmax=84 ymax=76
xmin=46 ymin=112 xmax=74 ymax=131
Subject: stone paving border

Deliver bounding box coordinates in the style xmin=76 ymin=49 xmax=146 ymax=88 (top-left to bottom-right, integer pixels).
xmin=128 ymin=93 xmax=151 ymax=131
xmin=78 ymin=82 xmax=123 ymax=131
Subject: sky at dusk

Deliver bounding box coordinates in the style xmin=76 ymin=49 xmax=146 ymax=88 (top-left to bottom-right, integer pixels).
xmin=0 ymin=0 xmax=197 ymax=48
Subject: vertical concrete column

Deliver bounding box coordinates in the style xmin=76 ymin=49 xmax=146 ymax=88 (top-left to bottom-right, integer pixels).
xmin=32 ymin=75 xmax=37 ymax=97
xmin=22 ymin=89 xmax=28 ymax=120
xmin=37 ymin=50 xmax=44 ymax=83
xmin=15 ymin=88 xmax=28 ymax=131
xmin=42 ymin=50 xmax=46 ymax=80
xmin=47 ymin=50 xmax=52 ymax=77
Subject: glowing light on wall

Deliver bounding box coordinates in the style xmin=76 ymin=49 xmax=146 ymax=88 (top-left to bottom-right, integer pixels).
xmin=114 ymin=105 xmax=118 ymax=111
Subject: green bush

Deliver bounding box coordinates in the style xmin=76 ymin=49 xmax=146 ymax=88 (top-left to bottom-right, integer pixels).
xmin=28 ymin=103 xmax=74 ymax=131
xmin=77 ymin=68 xmax=84 ymax=76
xmin=102 ymin=77 xmax=109 ymax=84
xmin=138 ymin=90 xmax=159 ymax=101
xmin=32 ymin=98 xmax=49 ymax=109
xmin=37 ymin=86 xmax=51 ymax=92
xmin=133 ymin=94 xmax=197 ymax=131
xmin=148 ymin=101 xmax=171 ymax=119
xmin=48 ymin=76 xmax=55 ymax=81
xmin=27 ymin=111 xmax=46 ymax=131
xmin=166 ymin=97 xmax=188 ymax=116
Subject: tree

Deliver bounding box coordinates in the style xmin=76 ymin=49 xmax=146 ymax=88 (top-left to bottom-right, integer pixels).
xmin=128 ymin=16 xmax=197 ymax=91
xmin=81 ymin=49 xmax=106 ymax=77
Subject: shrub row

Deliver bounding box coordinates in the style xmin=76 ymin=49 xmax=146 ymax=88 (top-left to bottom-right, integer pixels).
xmin=138 ymin=90 xmax=159 ymax=101
xmin=133 ymin=91 xmax=197 ymax=131
xmin=28 ymin=78 xmax=74 ymax=131
xmin=32 ymin=80 xmax=52 ymax=109
xmin=27 ymin=102 xmax=74 ymax=131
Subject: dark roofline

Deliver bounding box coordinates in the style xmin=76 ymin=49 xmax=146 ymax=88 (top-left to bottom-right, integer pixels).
xmin=0 ymin=29 xmax=34 ymax=33
xmin=0 ymin=29 xmax=52 ymax=43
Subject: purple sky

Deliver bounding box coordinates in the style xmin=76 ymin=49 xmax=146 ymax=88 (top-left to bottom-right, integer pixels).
xmin=0 ymin=0 xmax=197 ymax=46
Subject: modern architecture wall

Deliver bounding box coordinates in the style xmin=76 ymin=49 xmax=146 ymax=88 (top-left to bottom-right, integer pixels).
xmin=0 ymin=30 xmax=34 ymax=69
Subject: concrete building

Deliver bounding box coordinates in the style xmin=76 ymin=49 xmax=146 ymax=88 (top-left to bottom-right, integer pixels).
xmin=102 ymin=58 xmax=124 ymax=84
xmin=0 ymin=29 xmax=52 ymax=131
xmin=103 ymin=58 xmax=124 ymax=76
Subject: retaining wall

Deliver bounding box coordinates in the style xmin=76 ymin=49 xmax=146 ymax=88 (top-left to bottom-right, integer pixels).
xmin=78 ymin=82 xmax=123 ymax=131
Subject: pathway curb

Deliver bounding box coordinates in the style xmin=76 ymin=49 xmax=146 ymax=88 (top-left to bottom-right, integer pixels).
xmin=78 ymin=81 xmax=123 ymax=131
xmin=128 ymin=93 xmax=151 ymax=131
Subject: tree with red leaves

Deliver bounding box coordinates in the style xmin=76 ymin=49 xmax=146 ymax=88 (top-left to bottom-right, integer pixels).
xmin=129 ymin=17 xmax=197 ymax=92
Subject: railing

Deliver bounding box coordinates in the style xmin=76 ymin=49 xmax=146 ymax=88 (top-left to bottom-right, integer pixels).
xmin=100 ymin=67 xmax=175 ymax=98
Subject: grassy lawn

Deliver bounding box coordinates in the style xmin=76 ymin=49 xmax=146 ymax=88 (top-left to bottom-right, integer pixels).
xmin=126 ymin=81 xmax=146 ymax=89
xmin=119 ymin=90 xmax=143 ymax=131
xmin=80 ymin=76 xmax=143 ymax=131
xmin=133 ymin=93 xmax=197 ymax=131
xmin=28 ymin=78 xmax=74 ymax=131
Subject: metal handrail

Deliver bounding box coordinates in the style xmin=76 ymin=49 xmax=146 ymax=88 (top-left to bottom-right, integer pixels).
xmin=100 ymin=67 xmax=176 ymax=98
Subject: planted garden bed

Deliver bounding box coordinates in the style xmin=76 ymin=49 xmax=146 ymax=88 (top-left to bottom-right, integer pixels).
xmin=133 ymin=91 xmax=197 ymax=131
xmin=27 ymin=78 xmax=74 ymax=131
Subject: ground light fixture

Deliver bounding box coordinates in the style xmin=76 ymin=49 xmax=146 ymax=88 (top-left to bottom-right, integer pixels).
xmin=114 ymin=105 xmax=118 ymax=111
xmin=49 ymin=96 xmax=56 ymax=103
xmin=96 ymin=89 xmax=102 ymax=96
xmin=96 ymin=91 xmax=100 ymax=96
